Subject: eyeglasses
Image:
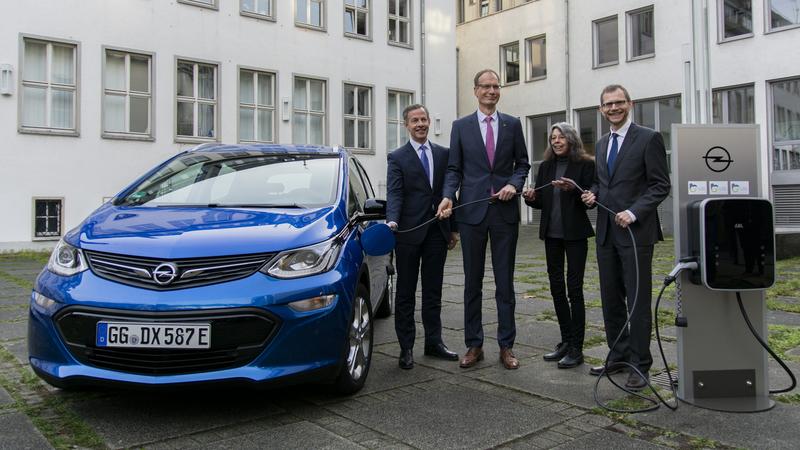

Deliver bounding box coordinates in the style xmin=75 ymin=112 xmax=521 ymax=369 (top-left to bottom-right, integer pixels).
xmin=600 ymin=100 xmax=629 ymax=109
xmin=476 ymin=83 xmax=501 ymax=91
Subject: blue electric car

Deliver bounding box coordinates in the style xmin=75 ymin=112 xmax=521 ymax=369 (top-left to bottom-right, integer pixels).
xmin=28 ymin=144 xmax=393 ymax=394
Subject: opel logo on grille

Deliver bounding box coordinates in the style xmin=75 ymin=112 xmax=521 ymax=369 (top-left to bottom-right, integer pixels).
xmin=152 ymin=263 xmax=178 ymax=285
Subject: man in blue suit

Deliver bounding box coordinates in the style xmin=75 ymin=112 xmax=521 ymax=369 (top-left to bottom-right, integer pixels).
xmin=386 ymin=104 xmax=459 ymax=370
xmin=437 ymin=69 xmax=530 ymax=369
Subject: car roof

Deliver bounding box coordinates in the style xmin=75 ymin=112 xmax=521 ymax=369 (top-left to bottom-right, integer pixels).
xmin=188 ymin=143 xmax=344 ymax=156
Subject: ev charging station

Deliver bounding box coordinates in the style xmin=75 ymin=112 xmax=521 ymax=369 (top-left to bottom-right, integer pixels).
xmin=672 ymin=124 xmax=777 ymax=412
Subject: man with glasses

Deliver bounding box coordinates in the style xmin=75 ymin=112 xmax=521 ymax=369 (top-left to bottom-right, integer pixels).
xmin=437 ymin=69 xmax=530 ymax=370
xmin=580 ymin=84 xmax=670 ymax=391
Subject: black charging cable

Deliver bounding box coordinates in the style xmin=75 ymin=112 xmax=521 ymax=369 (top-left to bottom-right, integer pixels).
xmin=735 ymin=292 xmax=797 ymax=394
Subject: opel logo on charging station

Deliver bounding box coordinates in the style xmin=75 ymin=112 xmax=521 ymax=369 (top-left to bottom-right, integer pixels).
xmin=702 ymin=146 xmax=733 ymax=173
xmin=152 ymin=262 xmax=178 ymax=285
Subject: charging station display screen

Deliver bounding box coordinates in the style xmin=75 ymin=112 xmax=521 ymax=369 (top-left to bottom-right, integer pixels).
xmin=700 ymin=199 xmax=775 ymax=291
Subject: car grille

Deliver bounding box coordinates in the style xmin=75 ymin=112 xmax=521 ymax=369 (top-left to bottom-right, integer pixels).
xmin=55 ymin=307 xmax=278 ymax=375
xmin=83 ymin=250 xmax=275 ymax=290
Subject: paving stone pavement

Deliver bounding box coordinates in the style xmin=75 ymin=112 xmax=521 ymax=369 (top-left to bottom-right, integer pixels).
xmin=1 ymin=227 xmax=799 ymax=449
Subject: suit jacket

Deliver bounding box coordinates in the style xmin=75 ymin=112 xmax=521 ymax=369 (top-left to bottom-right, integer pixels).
xmin=386 ymin=141 xmax=455 ymax=245
xmin=525 ymin=158 xmax=596 ymax=241
xmin=444 ymin=111 xmax=530 ymax=225
xmin=591 ymin=122 xmax=671 ymax=247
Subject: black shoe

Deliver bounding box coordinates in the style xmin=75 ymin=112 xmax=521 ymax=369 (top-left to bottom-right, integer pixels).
xmin=625 ymin=372 xmax=649 ymax=391
xmin=399 ymin=349 xmax=414 ymax=369
xmin=557 ymin=350 xmax=584 ymax=369
xmin=424 ymin=343 xmax=459 ymax=361
xmin=543 ymin=342 xmax=569 ymax=362
xmin=589 ymin=362 xmax=626 ymax=376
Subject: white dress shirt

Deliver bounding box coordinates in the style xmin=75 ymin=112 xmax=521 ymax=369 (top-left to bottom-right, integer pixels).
xmin=409 ymin=138 xmax=434 ymax=188
xmin=476 ymin=110 xmax=499 ymax=149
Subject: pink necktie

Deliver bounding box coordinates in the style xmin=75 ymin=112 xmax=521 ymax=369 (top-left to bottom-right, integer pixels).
xmin=484 ymin=116 xmax=495 ymax=167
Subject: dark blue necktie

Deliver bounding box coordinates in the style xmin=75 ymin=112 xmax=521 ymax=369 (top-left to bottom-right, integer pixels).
xmin=419 ymin=145 xmax=431 ymax=187
xmin=607 ymin=133 xmax=619 ymax=176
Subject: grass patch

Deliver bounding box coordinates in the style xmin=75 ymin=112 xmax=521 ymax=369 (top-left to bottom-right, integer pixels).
xmin=583 ymin=334 xmax=607 ymax=348
xmin=688 ymin=436 xmax=721 ymax=449
xmin=0 ymin=250 xmax=51 ymax=264
xmin=775 ymin=393 xmax=800 ymax=405
xmin=536 ymin=310 xmax=557 ymax=322
xmin=585 ymin=299 xmax=602 ymax=308
xmin=766 ymin=299 xmax=800 ymax=314
xmin=767 ymin=325 xmax=800 ymax=359
xmin=0 ymin=271 xmax=34 ymax=290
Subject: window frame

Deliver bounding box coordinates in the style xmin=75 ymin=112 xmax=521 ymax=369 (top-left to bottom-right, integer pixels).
xmin=626 ymin=5 xmax=655 ymax=61
xmin=174 ymin=56 xmax=221 ymax=144
xmin=525 ymin=34 xmax=547 ymax=82
xmin=592 ymin=15 xmax=619 ymax=69
xmin=292 ymin=74 xmax=328 ymax=145
xmin=295 ymin=0 xmax=327 ymax=31
xmin=712 ymin=83 xmax=755 ymax=124
xmin=177 ymin=0 xmax=219 ymax=10
xmin=343 ymin=81 xmax=375 ymax=155
xmin=31 ymin=197 xmax=64 ymax=241
xmin=388 ymin=0 xmax=413 ymax=48
xmin=344 ymin=0 xmax=372 ymax=40
xmin=18 ymin=34 xmax=80 ymax=137
xmin=386 ymin=88 xmax=414 ymax=152
xmin=717 ymin=0 xmax=753 ymax=42
xmin=101 ymin=46 xmax=155 ymax=141
xmin=240 ymin=0 xmax=276 ymax=22
xmin=499 ymin=41 xmax=520 ymax=86
xmin=765 ymin=0 xmax=800 ymax=34
xmin=237 ymin=66 xmax=278 ymax=144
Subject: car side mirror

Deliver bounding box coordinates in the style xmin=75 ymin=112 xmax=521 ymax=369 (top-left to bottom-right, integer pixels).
xmin=363 ymin=198 xmax=386 ymax=217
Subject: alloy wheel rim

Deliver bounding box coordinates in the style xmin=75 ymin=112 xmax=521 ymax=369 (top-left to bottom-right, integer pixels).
xmin=347 ymin=295 xmax=371 ymax=380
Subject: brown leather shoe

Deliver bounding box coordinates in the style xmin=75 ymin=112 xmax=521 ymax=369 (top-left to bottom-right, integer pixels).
xmin=500 ymin=347 xmax=519 ymax=370
xmin=459 ymin=347 xmax=484 ymax=368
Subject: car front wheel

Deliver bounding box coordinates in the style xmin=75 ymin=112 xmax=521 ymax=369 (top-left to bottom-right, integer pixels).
xmin=333 ymin=284 xmax=373 ymax=394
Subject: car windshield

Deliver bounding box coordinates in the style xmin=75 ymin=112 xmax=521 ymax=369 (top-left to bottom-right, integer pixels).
xmin=116 ymin=152 xmax=340 ymax=208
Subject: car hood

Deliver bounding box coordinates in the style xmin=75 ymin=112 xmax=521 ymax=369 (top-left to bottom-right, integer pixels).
xmin=67 ymin=204 xmax=343 ymax=258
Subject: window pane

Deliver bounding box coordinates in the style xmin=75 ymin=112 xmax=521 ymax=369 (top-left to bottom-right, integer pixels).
xmin=399 ymin=21 xmax=408 ymax=43
xmin=51 ymin=89 xmax=74 ymax=129
xmin=712 ymin=91 xmax=723 ymax=123
xmin=387 ymin=122 xmax=398 ymax=150
xmin=310 ymin=115 xmax=324 ymax=144
xmin=199 ymin=103 xmax=215 ymax=137
xmin=344 ymin=85 xmax=355 ymax=115
xmin=293 ymin=112 xmax=307 ymax=143
xmin=634 ymin=100 xmax=656 ymax=129
xmin=399 ymin=92 xmax=411 ymax=110
xmin=596 ymin=17 xmax=618 ymax=65
xmin=243 ymin=0 xmax=255 ymax=12
xmin=345 ymin=118 xmax=355 ymax=147
xmin=630 ymin=10 xmax=654 ymax=57
xmin=258 ymin=109 xmax=273 ymax=142
xmin=358 ymin=88 xmax=370 ymax=116
xmin=399 ymin=0 xmax=407 ymax=17
xmin=389 ymin=0 xmax=396 ymax=14
xmin=388 ymin=18 xmax=397 ymax=41
xmin=293 ymin=78 xmax=307 ymax=109
xmin=177 ymin=101 xmax=194 ymax=135
xmin=296 ymin=0 xmax=307 ymax=22
xmin=345 ymin=9 xmax=355 ymax=33
xmin=104 ymin=94 xmax=126 ymax=132
xmin=198 ymin=65 xmax=215 ymax=99
xmin=357 ymin=11 xmax=367 ymax=35
xmin=358 ymin=119 xmax=370 ymax=148
xmin=504 ymin=44 xmax=519 ymax=83
xmin=105 ymin=53 xmax=126 ymax=91
xmin=577 ymin=109 xmax=597 ymax=155
xmin=530 ymin=116 xmax=548 ymax=162
xmin=310 ymin=0 xmax=321 ymax=26
xmin=773 ymin=79 xmax=800 ymax=141
xmin=310 ymin=80 xmax=324 ymax=111
xmin=130 ymin=55 xmax=150 ymax=93
xmin=130 ymin=96 xmax=149 ymax=133
xmin=240 ymin=106 xmax=254 ymax=141
xmin=257 ymin=73 xmax=273 ymax=106
xmin=529 ymin=37 xmax=546 ymax=78
xmin=387 ymin=92 xmax=398 ymax=118
xmin=177 ymin=62 xmax=194 ymax=97
xmin=24 ymin=41 xmax=47 ymax=82
xmin=658 ymin=97 xmax=681 ymax=151
xmin=258 ymin=0 xmax=271 ymax=15
xmin=729 ymin=86 xmax=754 ymax=123
xmin=240 ymin=71 xmax=254 ymax=104
xmin=770 ymin=0 xmax=800 ymax=29
xmin=22 ymin=86 xmax=47 ymax=127
xmin=722 ymin=0 xmax=752 ymax=38
xmin=51 ymin=45 xmax=74 ymax=85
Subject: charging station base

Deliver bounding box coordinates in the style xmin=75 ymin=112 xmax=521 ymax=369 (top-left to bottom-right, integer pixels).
xmin=678 ymin=395 xmax=774 ymax=412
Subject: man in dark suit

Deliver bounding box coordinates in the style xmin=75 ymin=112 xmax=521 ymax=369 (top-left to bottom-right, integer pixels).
xmin=581 ymin=84 xmax=671 ymax=390
xmin=386 ymin=104 xmax=459 ymax=370
xmin=436 ymin=69 xmax=530 ymax=370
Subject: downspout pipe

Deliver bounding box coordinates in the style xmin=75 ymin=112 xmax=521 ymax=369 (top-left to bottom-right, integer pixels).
xmin=564 ymin=0 xmax=570 ymax=119
xmin=421 ymin=0 xmax=426 ymax=104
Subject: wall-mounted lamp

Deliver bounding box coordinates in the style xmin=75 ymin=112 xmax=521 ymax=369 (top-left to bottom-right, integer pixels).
xmin=0 ymin=64 xmax=13 ymax=96
xmin=281 ymin=97 xmax=290 ymax=121
xmin=434 ymin=113 xmax=442 ymax=136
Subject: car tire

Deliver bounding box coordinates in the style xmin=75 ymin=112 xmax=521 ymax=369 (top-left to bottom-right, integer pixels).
xmin=333 ymin=283 xmax=373 ymax=395
xmin=374 ymin=271 xmax=393 ymax=319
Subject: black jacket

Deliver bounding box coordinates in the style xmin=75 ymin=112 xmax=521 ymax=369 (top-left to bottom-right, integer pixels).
xmin=525 ymin=158 xmax=596 ymax=241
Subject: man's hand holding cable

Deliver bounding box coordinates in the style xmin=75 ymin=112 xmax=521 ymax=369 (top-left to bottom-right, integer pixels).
xmin=448 ymin=232 xmax=459 ymax=250
xmin=581 ymin=190 xmax=596 ymax=207
xmin=437 ymin=198 xmax=453 ymax=219
xmin=494 ymin=184 xmax=517 ymax=201
xmin=615 ymin=211 xmax=636 ymax=228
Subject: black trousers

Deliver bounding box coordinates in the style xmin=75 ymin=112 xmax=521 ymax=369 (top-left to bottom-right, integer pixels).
xmin=596 ymin=241 xmax=654 ymax=372
xmin=394 ymin=224 xmax=448 ymax=351
xmin=459 ymin=204 xmax=518 ymax=349
xmin=544 ymin=237 xmax=587 ymax=351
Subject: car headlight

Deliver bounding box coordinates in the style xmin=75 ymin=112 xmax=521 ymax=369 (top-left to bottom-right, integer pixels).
xmin=263 ymin=237 xmax=341 ymax=279
xmin=47 ymin=239 xmax=89 ymax=276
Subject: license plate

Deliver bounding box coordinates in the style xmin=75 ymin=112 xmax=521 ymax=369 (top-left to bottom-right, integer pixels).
xmin=95 ymin=322 xmax=211 ymax=349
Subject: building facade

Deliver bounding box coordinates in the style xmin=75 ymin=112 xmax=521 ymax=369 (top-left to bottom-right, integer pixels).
xmin=456 ymin=0 xmax=800 ymax=234
xmin=0 ymin=0 xmax=457 ymax=248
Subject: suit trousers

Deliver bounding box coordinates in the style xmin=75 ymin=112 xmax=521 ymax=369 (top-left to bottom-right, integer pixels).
xmin=544 ymin=237 xmax=587 ymax=351
xmin=459 ymin=203 xmax=519 ymax=349
xmin=596 ymin=240 xmax=654 ymax=372
xmin=394 ymin=224 xmax=448 ymax=350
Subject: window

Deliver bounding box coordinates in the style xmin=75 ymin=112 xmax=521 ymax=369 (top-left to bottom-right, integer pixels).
xmin=480 ymin=0 xmax=489 ymax=17
xmin=387 ymin=90 xmax=413 ymax=151
xmin=176 ymin=59 xmax=218 ymax=141
xmin=771 ymin=78 xmax=800 ymax=171
xmin=633 ymin=95 xmax=682 ymax=167
xmin=627 ymin=6 xmax=654 ymax=60
xmin=388 ymin=0 xmax=411 ymax=46
xmin=500 ymin=42 xmax=520 ymax=84
xmin=345 ymin=0 xmax=370 ymax=38
xmin=593 ymin=16 xmax=619 ymax=67
xmin=178 ymin=0 xmax=218 ymax=9
xmin=293 ymin=76 xmax=326 ymax=145
xmin=20 ymin=36 xmax=78 ymax=135
xmin=713 ymin=85 xmax=754 ymax=124
xmin=344 ymin=83 xmax=372 ymax=152
xmin=495 ymin=0 xmax=503 ymax=12
xmin=575 ymin=108 xmax=610 ymax=156
xmin=33 ymin=198 xmax=62 ymax=240
xmin=526 ymin=35 xmax=546 ymax=80
xmin=528 ymin=112 xmax=566 ymax=165
xmin=103 ymin=49 xmax=153 ymax=139
xmin=241 ymin=0 xmax=275 ymax=20
xmin=457 ymin=0 xmax=465 ymax=24
xmin=768 ymin=0 xmax=800 ymax=31
xmin=239 ymin=69 xmax=276 ymax=143
xmin=718 ymin=0 xmax=752 ymax=40
xmin=296 ymin=0 xmax=325 ymax=29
